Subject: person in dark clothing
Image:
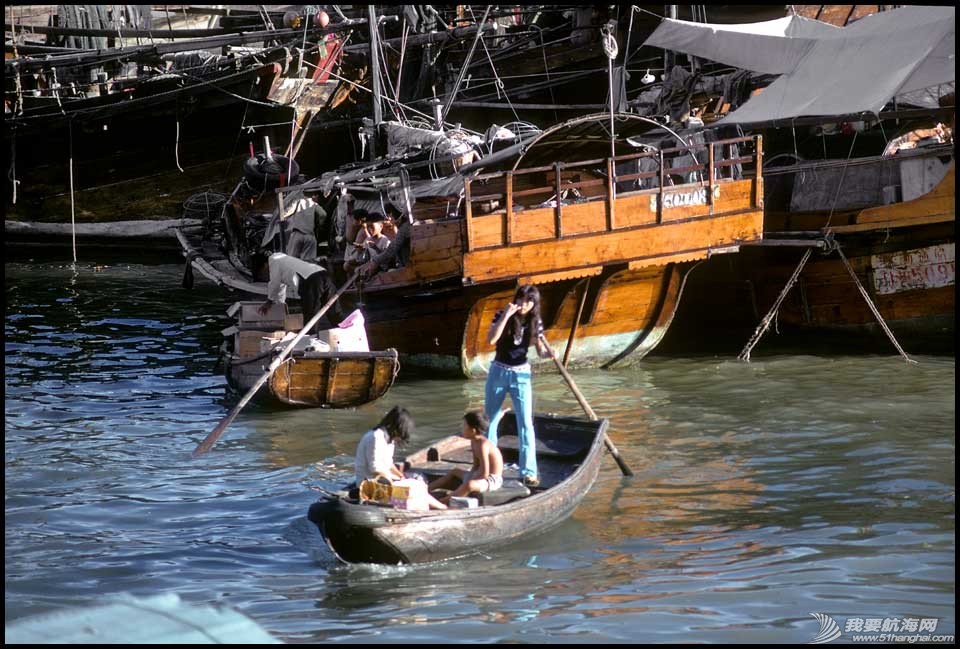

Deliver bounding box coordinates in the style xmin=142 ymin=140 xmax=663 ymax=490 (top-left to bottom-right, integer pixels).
xmin=484 ymin=284 xmax=550 ymax=488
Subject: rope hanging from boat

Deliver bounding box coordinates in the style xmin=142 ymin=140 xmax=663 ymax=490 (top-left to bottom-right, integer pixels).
xmin=175 ymin=119 xmax=184 ymax=173
xmin=393 ymin=19 xmax=409 ymax=111
xmin=738 ymin=248 xmax=814 ymax=362
xmin=68 ymin=118 xmax=77 ymax=265
xmin=833 ymin=242 xmax=917 ymax=364
xmin=8 ymin=129 xmax=19 ymax=205
xmin=824 ymin=129 xmax=860 ymax=229
xmin=440 ymin=4 xmax=492 ymax=123
xmin=374 ymin=20 xmax=406 ymax=123
xmin=468 ymin=5 xmax=522 ymax=126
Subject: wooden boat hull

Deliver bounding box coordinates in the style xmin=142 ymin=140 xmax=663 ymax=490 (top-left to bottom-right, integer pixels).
xmin=227 ymin=349 xmax=399 ymax=408
xmin=179 ymin=128 xmax=766 ymax=375
xmin=308 ymin=413 xmax=609 ymax=564
xmin=666 ymin=154 xmax=955 ymax=352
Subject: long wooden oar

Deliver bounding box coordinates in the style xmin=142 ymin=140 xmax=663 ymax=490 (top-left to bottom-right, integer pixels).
xmin=539 ymin=334 xmax=634 ymax=477
xmin=193 ymin=272 xmax=360 ymax=456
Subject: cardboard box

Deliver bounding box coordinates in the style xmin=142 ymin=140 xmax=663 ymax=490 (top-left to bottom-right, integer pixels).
xmin=389 ymin=479 xmax=430 ymax=511
xmin=238 ymin=302 xmax=286 ymax=331
xmin=236 ymin=330 xmax=272 ymax=356
xmin=284 ymin=313 xmax=304 ymax=331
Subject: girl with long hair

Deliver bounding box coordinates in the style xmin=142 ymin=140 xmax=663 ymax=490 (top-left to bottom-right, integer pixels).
xmin=485 ymin=284 xmax=549 ymax=487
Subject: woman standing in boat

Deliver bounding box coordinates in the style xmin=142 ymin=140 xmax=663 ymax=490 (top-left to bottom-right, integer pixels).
xmin=485 ymin=284 xmax=550 ymax=488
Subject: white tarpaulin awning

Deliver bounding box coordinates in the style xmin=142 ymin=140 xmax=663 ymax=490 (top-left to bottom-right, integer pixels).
xmin=643 ymin=6 xmax=955 ymax=125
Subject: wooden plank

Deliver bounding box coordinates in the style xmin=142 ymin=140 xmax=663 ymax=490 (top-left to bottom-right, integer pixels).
xmin=606 ymin=158 xmax=616 ymax=230
xmin=526 ymin=266 xmax=604 ymax=285
xmin=464 ymin=179 xmax=474 ymax=252
xmin=463 ymin=207 xmax=763 ymax=285
xmin=828 ymin=213 xmax=954 ymax=233
xmin=554 ymin=162 xmax=564 ymax=239
xmin=755 ymin=135 xmax=764 ymax=209
xmin=505 ymin=171 xmax=514 ymax=245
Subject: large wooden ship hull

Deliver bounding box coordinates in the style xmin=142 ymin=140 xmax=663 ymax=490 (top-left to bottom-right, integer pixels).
xmin=666 ymin=150 xmax=955 ymax=353
xmin=180 ymin=117 xmax=766 ymax=375
xmin=758 ymin=151 xmax=954 ymax=348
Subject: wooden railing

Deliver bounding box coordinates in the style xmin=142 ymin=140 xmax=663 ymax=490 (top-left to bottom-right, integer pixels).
xmin=463 ymin=135 xmax=761 ymax=252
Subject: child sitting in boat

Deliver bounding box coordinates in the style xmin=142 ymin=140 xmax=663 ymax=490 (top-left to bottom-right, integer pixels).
xmin=429 ymin=410 xmax=504 ymax=504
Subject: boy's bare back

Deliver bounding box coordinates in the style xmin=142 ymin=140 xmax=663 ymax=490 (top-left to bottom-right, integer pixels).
xmin=471 ymin=436 xmax=504 ymax=479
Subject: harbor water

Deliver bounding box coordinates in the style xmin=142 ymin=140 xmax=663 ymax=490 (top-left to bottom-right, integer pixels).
xmin=5 ymin=259 xmax=955 ymax=643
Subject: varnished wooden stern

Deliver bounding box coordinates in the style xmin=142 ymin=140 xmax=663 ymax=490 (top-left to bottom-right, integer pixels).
xmin=227 ymin=349 xmax=399 ymax=408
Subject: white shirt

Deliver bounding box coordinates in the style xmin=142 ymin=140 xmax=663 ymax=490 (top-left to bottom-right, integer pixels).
xmin=354 ymin=427 xmax=395 ymax=485
xmin=266 ymin=253 xmax=325 ymax=304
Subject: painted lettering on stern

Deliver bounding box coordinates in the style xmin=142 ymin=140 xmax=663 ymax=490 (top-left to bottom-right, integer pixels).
xmin=650 ymin=186 xmax=721 ymax=211
xmin=872 ymin=243 xmax=955 ymax=295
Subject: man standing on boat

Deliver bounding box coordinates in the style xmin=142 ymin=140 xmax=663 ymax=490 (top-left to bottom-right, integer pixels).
xmin=260 ymin=189 xmax=329 ymax=262
xmin=258 ymin=253 xmax=342 ymax=332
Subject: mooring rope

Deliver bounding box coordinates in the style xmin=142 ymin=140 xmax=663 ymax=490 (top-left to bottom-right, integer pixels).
xmin=68 ymin=118 xmax=77 ymax=265
xmin=833 ymin=241 xmax=917 ymax=364
xmin=738 ymin=248 xmax=813 ymax=362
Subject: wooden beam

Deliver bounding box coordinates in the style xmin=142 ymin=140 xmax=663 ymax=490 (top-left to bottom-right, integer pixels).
xmin=606 ymin=158 xmax=616 ymax=231
xmin=554 ymin=162 xmax=563 ymax=239
xmin=505 ymin=171 xmax=514 ymax=246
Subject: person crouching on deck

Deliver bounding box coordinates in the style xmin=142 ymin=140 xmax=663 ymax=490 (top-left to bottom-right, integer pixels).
xmin=485 ymin=284 xmax=550 ymax=488
xmin=354 ymin=406 xmax=413 ymax=485
xmin=429 ymin=410 xmax=503 ymax=504
xmin=258 ymin=252 xmax=342 ymax=332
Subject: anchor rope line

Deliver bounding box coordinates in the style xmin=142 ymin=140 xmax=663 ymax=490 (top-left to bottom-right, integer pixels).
xmin=738 ymin=248 xmax=813 ymax=362
xmin=833 ymin=242 xmax=917 ymax=364
xmin=68 ymin=118 xmax=77 ymax=265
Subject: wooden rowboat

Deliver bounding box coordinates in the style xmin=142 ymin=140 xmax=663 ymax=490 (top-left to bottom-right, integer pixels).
xmin=223 ymin=301 xmax=400 ymax=408
xmin=307 ymin=412 xmax=609 ymax=564
xmin=226 ymin=349 xmax=399 ymax=408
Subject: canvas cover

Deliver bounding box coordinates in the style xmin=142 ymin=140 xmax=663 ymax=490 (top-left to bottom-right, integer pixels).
xmin=643 ymin=6 xmax=955 ymax=125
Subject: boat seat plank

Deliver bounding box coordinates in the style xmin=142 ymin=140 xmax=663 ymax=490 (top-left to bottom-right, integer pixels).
xmin=496 ymin=435 xmax=588 ymax=458
xmin=412 ymin=460 xmax=522 ymax=483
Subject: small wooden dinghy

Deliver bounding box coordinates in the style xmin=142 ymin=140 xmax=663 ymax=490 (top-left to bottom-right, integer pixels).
xmin=223 ymin=301 xmax=399 ymax=408
xmin=307 ymin=412 xmax=609 ymax=564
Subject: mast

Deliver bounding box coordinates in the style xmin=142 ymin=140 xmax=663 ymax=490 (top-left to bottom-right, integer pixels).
xmin=665 ymin=5 xmax=677 ymax=74
xmin=367 ymin=5 xmax=382 ymax=159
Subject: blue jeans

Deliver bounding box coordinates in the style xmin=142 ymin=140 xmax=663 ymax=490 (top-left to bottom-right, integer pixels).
xmin=485 ymin=361 xmax=538 ymax=479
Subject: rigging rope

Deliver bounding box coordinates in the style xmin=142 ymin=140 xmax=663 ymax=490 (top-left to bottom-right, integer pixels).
xmin=738 ymin=248 xmax=813 ymax=362
xmin=833 ymin=242 xmax=917 ymax=364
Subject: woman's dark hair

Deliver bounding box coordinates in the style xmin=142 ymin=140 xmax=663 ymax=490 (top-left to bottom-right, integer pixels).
xmin=378 ymin=405 xmax=414 ymax=444
xmin=509 ymin=284 xmax=542 ymax=343
xmin=463 ymin=410 xmax=489 ymax=435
